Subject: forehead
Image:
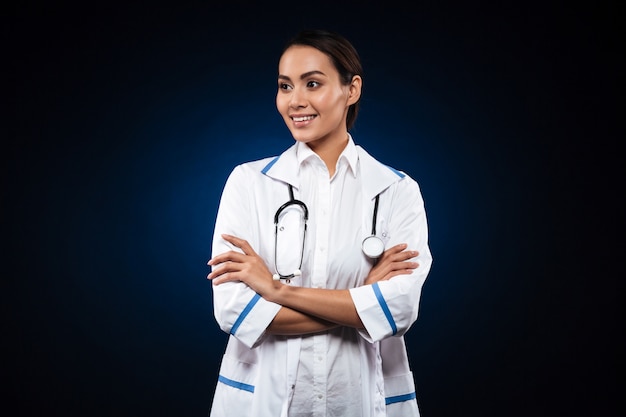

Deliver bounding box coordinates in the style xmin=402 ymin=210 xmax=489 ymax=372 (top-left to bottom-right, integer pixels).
xmin=278 ymin=45 xmax=337 ymax=76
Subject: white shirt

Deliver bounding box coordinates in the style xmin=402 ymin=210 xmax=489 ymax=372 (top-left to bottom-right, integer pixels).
xmin=290 ymin=141 xmax=364 ymax=416
xmin=210 ymin=136 xmax=432 ymax=417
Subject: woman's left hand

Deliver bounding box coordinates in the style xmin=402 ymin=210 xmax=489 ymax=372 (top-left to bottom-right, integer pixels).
xmin=364 ymin=243 xmax=419 ymax=285
xmin=207 ymin=234 xmax=278 ymax=296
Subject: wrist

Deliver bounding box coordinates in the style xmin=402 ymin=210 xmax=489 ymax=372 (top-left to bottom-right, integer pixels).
xmin=266 ymin=281 xmax=288 ymax=304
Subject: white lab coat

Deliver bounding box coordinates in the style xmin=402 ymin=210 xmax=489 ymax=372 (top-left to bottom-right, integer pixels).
xmin=209 ymin=139 xmax=432 ymax=416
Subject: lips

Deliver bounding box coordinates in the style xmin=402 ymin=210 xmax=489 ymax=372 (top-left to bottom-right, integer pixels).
xmin=291 ymin=115 xmax=316 ymax=122
xmin=290 ymin=114 xmax=316 ymax=128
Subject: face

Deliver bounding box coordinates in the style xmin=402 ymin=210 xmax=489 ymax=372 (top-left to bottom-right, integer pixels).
xmin=276 ymin=45 xmax=361 ymax=149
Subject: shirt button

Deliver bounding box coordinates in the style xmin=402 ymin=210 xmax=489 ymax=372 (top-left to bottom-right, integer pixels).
xmin=318 ymin=394 xmax=323 ymax=399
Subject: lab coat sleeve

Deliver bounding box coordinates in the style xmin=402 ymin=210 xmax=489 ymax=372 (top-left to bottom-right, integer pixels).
xmin=211 ymin=165 xmax=282 ymax=349
xmin=349 ymin=176 xmax=433 ymax=343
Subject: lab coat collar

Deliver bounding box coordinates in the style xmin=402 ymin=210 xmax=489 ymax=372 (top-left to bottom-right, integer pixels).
xmin=261 ymin=135 xmax=404 ymax=199
xmin=357 ymin=144 xmax=405 ymax=199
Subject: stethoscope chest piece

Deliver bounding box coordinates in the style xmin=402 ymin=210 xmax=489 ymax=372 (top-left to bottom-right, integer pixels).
xmin=361 ymin=193 xmax=384 ymax=259
xmin=362 ymin=235 xmax=385 ymax=259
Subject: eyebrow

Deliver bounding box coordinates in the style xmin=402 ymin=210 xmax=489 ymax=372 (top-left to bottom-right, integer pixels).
xmin=277 ymin=70 xmax=326 ymax=81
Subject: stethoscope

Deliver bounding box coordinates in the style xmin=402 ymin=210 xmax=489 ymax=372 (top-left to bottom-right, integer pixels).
xmin=272 ymin=184 xmax=384 ymax=281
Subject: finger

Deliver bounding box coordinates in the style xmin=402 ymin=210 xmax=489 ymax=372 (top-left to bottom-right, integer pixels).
xmin=384 ymin=268 xmax=417 ymax=280
xmin=377 ymin=260 xmax=417 ymax=278
xmin=388 ymin=249 xmax=419 ymax=263
xmin=398 ymin=261 xmax=419 ymax=270
xmin=379 ymin=244 xmax=410 ymax=262
xmin=387 ymin=262 xmax=419 ymax=278
xmin=207 ymin=261 xmax=241 ymax=280
xmin=392 ymin=260 xmax=419 ymax=270
xmin=385 ymin=243 xmax=408 ymax=256
xmin=368 ymin=242 xmax=415 ymax=266
xmin=208 ymin=250 xmax=247 ymax=266
xmin=211 ymin=271 xmax=242 ymax=285
xmin=221 ymin=234 xmax=258 ymax=256
xmin=399 ymin=250 xmax=419 ymax=261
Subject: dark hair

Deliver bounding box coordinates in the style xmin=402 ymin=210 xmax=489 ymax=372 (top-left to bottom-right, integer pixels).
xmin=281 ymin=29 xmax=363 ymax=130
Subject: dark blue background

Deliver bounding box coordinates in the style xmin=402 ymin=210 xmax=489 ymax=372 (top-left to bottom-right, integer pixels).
xmin=5 ymin=1 xmax=624 ymax=416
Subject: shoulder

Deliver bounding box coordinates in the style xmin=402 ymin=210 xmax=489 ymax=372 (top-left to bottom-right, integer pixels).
xmin=228 ymin=156 xmax=279 ymax=178
xmin=357 ymin=145 xmax=420 ymax=197
xmin=356 ymin=145 xmax=403 ymax=177
xmin=356 ymin=145 xmax=425 ymax=201
xmin=238 ymin=156 xmax=279 ymax=173
xmin=219 ymin=157 xmax=279 ymax=194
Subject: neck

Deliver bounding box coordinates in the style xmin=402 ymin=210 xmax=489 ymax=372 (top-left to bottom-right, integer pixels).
xmin=307 ymin=133 xmax=349 ymax=177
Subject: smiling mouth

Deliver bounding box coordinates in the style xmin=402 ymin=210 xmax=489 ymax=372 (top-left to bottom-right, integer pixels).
xmin=291 ymin=115 xmax=316 ymax=122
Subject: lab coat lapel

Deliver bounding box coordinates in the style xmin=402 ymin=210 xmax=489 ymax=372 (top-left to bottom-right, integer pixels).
xmin=260 ymin=143 xmax=300 ymax=189
xmin=357 ymin=145 xmax=405 ymax=199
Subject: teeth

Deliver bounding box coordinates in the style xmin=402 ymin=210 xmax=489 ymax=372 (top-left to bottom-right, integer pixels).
xmin=292 ymin=116 xmax=315 ymax=122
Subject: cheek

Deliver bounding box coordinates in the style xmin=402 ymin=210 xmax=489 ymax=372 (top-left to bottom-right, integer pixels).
xmin=276 ymin=94 xmax=287 ymax=115
xmin=316 ymin=91 xmax=346 ymax=114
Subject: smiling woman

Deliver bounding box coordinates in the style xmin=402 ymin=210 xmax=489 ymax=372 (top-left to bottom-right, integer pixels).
xmin=276 ymin=35 xmax=363 ymax=168
xmin=207 ymin=29 xmax=433 ymax=417
xmin=275 ymin=44 xmax=362 ymax=178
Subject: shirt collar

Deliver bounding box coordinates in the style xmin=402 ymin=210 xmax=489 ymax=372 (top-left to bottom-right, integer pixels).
xmin=294 ymin=134 xmax=359 ymax=178
xmin=261 ymin=135 xmax=404 ymax=198
xmin=340 ymin=134 xmax=359 ymax=177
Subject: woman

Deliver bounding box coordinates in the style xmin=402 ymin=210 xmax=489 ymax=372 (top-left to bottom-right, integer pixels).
xmin=207 ymin=29 xmax=433 ymax=417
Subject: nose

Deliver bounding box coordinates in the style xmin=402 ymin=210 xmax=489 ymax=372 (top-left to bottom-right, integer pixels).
xmin=289 ymin=87 xmax=307 ymax=109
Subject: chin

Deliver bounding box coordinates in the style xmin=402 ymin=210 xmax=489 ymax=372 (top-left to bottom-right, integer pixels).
xmin=289 ymin=131 xmax=317 ymax=144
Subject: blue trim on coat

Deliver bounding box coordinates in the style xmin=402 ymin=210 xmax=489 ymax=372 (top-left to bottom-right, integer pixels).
xmin=385 ymin=391 xmax=416 ymax=405
xmin=218 ymin=375 xmax=255 ymax=393
xmin=230 ymin=293 xmax=261 ymax=335
xmin=385 ymin=164 xmax=406 ymax=178
xmin=372 ymin=283 xmax=397 ymax=335
xmin=261 ymin=156 xmax=280 ymax=175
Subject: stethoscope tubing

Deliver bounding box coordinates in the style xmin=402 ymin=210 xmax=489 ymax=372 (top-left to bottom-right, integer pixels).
xmin=273 ymin=184 xmax=384 ymax=280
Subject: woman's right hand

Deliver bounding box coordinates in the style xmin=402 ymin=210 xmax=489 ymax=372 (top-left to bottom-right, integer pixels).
xmin=207 ymin=234 xmax=279 ymax=297
xmin=364 ymin=243 xmax=419 ymax=285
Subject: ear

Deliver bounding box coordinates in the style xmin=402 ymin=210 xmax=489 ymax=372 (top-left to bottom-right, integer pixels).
xmin=347 ymin=75 xmax=362 ymax=106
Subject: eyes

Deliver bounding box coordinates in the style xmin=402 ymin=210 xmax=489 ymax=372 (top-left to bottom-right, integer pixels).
xmin=278 ymin=80 xmax=321 ymax=91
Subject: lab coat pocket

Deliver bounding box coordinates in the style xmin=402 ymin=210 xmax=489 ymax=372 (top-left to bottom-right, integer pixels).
xmin=211 ymin=354 xmax=258 ymax=416
xmin=383 ymin=372 xmax=420 ymax=416
xmin=379 ymin=217 xmax=391 ymax=247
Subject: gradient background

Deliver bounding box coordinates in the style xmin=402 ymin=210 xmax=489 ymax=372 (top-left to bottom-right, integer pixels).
xmin=5 ymin=1 xmax=624 ymax=416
